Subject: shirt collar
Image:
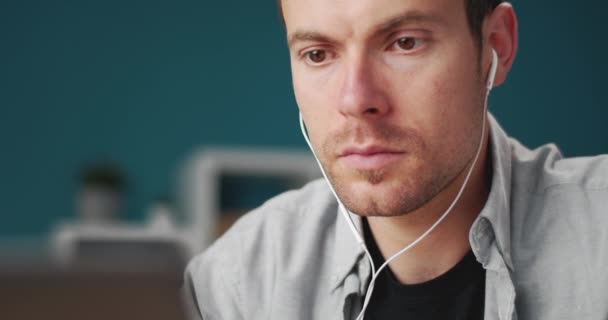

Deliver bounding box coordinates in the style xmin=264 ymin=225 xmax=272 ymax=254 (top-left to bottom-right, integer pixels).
xmin=471 ymin=113 xmax=514 ymax=271
xmin=330 ymin=208 xmax=366 ymax=291
xmin=329 ymin=113 xmax=515 ymax=291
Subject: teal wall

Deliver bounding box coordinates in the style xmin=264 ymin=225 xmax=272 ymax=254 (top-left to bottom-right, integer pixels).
xmin=1 ymin=1 xmax=606 ymax=237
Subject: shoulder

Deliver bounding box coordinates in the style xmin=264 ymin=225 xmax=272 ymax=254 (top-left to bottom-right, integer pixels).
xmin=507 ymin=142 xmax=608 ymax=315
xmin=200 ymin=178 xmax=338 ymax=263
xmin=184 ymin=178 xmax=338 ymax=318
xmin=509 ymin=140 xmax=608 ymax=264
xmin=510 ymin=139 xmax=608 ymax=192
xmin=508 ymin=140 xmax=608 ymax=249
xmin=509 ymin=140 xmax=608 ymax=226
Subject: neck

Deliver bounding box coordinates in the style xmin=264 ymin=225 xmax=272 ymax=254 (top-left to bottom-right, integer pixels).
xmin=366 ymin=125 xmax=491 ymax=285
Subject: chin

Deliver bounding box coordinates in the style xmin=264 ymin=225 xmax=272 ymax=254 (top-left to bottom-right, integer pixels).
xmin=333 ymin=177 xmax=407 ymax=217
xmin=332 ymin=168 xmax=445 ymax=217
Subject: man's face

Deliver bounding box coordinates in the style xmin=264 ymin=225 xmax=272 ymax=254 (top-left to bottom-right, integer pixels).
xmin=284 ymin=0 xmax=487 ymax=217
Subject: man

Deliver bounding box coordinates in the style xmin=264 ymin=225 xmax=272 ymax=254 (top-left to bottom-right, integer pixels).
xmin=184 ymin=0 xmax=608 ymax=319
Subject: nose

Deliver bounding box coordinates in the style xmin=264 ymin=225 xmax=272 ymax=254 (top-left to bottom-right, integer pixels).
xmin=338 ymin=55 xmax=390 ymax=118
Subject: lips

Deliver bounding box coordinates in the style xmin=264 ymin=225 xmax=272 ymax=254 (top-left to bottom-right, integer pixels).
xmin=339 ymin=146 xmax=404 ymax=170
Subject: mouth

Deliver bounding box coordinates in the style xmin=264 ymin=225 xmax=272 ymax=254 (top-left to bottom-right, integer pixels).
xmin=338 ymin=146 xmax=404 ymax=171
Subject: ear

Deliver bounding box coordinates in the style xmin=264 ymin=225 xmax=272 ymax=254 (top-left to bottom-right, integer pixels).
xmin=484 ymin=3 xmax=518 ymax=88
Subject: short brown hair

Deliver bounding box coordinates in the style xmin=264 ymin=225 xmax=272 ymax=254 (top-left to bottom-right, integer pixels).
xmin=276 ymin=0 xmax=502 ymax=47
xmin=467 ymin=0 xmax=502 ymax=46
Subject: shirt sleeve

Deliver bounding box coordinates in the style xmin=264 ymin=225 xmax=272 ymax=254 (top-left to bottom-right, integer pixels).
xmin=182 ymin=250 xmax=245 ymax=320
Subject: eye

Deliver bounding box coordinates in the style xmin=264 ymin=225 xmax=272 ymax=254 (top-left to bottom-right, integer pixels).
xmin=390 ymin=37 xmax=423 ymax=52
xmin=397 ymin=37 xmax=416 ymax=50
xmin=305 ymin=49 xmax=327 ymax=64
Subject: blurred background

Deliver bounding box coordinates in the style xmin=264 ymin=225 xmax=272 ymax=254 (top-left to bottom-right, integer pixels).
xmin=0 ymin=0 xmax=606 ymax=319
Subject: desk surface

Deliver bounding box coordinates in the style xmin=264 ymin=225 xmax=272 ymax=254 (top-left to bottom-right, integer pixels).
xmin=0 ymin=265 xmax=187 ymax=320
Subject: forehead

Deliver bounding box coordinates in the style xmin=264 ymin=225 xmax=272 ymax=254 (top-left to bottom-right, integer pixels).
xmin=282 ymin=0 xmax=466 ymax=39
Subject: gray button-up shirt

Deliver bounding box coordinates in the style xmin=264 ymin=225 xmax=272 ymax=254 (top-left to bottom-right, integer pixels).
xmin=184 ymin=114 xmax=608 ymax=319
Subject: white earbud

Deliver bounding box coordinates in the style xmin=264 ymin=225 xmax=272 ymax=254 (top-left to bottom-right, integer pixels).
xmin=487 ymin=49 xmax=498 ymax=92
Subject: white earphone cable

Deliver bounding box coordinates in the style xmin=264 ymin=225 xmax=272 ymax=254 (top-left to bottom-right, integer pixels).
xmin=300 ymin=49 xmax=498 ymax=320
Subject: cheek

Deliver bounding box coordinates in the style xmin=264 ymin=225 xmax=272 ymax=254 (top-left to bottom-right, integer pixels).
xmin=387 ymin=60 xmax=479 ymax=157
xmin=427 ymin=68 xmax=483 ymax=158
xmin=292 ymin=63 xmax=330 ymax=113
xmin=292 ymin=69 xmax=333 ymax=153
xmin=385 ymin=65 xmax=450 ymax=135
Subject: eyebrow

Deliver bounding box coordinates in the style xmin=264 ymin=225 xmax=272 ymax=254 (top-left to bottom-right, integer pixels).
xmin=376 ymin=10 xmax=445 ymax=35
xmin=287 ymin=32 xmax=337 ymax=49
xmin=287 ymin=10 xmax=445 ymax=49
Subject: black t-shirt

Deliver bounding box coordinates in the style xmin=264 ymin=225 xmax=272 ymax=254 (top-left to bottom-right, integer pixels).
xmin=362 ymin=219 xmax=486 ymax=320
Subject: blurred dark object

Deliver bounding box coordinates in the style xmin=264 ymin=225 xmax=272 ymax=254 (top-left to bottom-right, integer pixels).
xmin=71 ymin=239 xmax=186 ymax=272
xmin=80 ymin=162 xmax=126 ymax=191
xmin=77 ymin=162 xmax=126 ymax=224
